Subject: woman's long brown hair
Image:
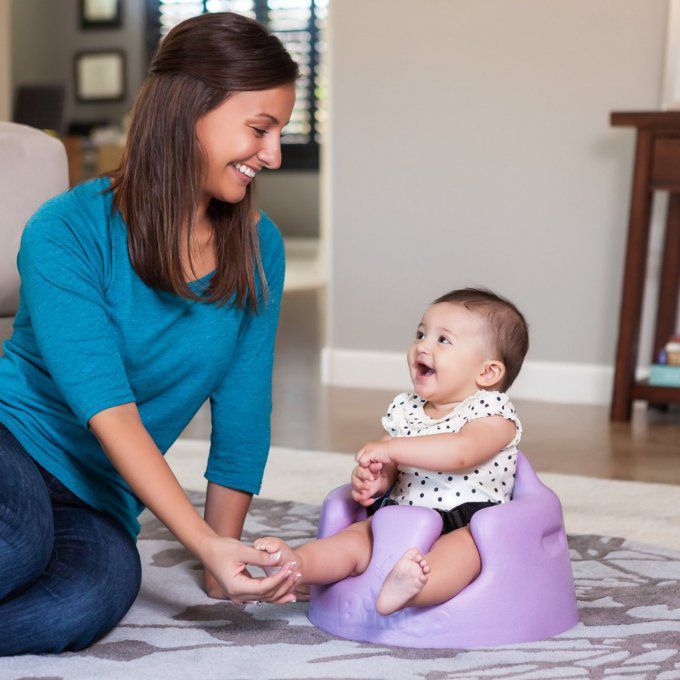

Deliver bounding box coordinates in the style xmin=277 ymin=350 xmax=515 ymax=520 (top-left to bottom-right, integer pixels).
xmin=109 ymin=12 xmax=298 ymax=307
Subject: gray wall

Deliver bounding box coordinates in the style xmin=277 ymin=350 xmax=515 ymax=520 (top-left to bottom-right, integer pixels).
xmin=9 ymin=0 xmax=319 ymax=238
xmin=327 ymin=0 xmax=668 ymax=365
xmin=11 ymin=0 xmax=146 ymax=129
xmin=257 ymin=171 xmax=319 ymax=238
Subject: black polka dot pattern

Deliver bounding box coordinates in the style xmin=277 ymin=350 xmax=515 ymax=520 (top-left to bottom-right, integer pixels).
xmin=379 ymin=389 xmax=522 ymax=510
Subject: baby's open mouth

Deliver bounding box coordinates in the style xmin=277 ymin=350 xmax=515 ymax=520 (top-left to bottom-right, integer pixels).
xmin=417 ymin=361 xmax=435 ymax=377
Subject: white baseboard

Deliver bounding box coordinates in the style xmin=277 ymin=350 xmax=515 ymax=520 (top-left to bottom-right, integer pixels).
xmin=321 ymin=347 xmax=625 ymax=405
xmin=283 ymin=237 xmax=320 ymax=258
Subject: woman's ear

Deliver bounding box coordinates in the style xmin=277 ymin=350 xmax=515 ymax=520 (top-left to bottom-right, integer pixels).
xmin=477 ymin=360 xmax=506 ymax=389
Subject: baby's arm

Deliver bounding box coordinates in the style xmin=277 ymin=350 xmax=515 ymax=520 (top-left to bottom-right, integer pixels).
xmin=357 ymin=416 xmax=516 ymax=473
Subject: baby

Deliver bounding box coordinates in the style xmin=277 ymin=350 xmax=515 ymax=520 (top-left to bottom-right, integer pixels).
xmin=256 ymin=288 xmax=529 ymax=615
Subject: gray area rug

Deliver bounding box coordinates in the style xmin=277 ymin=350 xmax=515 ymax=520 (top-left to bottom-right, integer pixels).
xmin=2 ymin=494 xmax=680 ymax=680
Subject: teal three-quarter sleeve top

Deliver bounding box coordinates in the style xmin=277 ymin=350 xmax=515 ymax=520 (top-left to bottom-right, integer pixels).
xmin=0 ymin=177 xmax=285 ymax=539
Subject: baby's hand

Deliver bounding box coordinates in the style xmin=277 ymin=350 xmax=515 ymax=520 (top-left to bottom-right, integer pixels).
xmin=367 ymin=461 xmax=383 ymax=476
xmin=351 ymin=464 xmax=384 ymax=507
xmin=355 ymin=440 xmax=393 ymax=468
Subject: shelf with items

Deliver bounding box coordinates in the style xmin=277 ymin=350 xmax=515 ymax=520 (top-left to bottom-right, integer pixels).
xmin=647 ymin=336 xmax=680 ymax=389
xmin=62 ymin=121 xmax=126 ymax=187
xmin=610 ymin=112 xmax=680 ymax=421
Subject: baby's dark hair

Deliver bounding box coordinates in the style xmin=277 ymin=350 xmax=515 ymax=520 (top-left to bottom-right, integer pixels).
xmin=433 ymin=288 xmax=529 ymax=391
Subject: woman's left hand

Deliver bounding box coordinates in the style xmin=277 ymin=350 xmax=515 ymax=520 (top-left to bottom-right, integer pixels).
xmin=205 ymin=567 xmax=309 ymax=600
xmin=200 ymin=536 xmax=300 ymax=604
xmin=204 ymin=568 xmax=244 ymax=600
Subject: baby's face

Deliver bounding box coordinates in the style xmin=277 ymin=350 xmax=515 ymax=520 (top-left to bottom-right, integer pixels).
xmin=407 ymin=302 xmax=490 ymax=405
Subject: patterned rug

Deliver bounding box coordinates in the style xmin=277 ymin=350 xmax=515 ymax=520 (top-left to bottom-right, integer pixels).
xmin=2 ymin=494 xmax=680 ymax=680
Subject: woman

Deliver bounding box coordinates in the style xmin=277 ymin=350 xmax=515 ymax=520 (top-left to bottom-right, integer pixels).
xmin=0 ymin=12 xmax=300 ymax=655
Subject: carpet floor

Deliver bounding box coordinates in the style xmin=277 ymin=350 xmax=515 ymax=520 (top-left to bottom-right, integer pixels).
xmin=2 ymin=445 xmax=679 ymax=679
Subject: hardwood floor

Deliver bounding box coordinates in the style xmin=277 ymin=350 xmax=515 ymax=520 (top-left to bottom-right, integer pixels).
xmin=183 ymin=286 xmax=680 ymax=483
xmin=6 ymin=281 xmax=674 ymax=485
xmin=269 ymin=288 xmax=680 ymax=485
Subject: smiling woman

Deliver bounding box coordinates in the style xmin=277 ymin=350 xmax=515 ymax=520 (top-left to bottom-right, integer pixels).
xmin=195 ymin=87 xmax=295 ymax=207
xmin=0 ymin=12 xmax=302 ymax=656
xmin=110 ymin=12 xmax=297 ymax=306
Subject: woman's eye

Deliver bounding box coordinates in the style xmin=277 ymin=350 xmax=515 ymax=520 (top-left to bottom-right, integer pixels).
xmin=251 ymin=126 xmax=268 ymax=137
xmin=438 ymin=336 xmax=451 ymax=344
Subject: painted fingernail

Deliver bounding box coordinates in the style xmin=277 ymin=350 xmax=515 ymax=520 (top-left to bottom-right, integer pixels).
xmin=295 ymin=573 xmax=303 ymax=580
xmin=272 ymin=551 xmax=281 ymax=561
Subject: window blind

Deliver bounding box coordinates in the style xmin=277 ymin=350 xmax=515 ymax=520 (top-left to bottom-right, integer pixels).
xmin=153 ymin=0 xmax=327 ymax=167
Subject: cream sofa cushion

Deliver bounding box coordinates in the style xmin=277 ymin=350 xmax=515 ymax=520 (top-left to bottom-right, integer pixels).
xmin=0 ymin=123 xmax=68 ymax=317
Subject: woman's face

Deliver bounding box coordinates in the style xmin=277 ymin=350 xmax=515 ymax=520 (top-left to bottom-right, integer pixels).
xmin=195 ymin=83 xmax=296 ymax=205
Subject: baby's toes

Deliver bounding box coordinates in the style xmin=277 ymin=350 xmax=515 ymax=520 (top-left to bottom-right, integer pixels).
xmin=404 ymin=547 xmax=420 ymax=561
xmin=254 ymin=537 xmax=277 ymax=552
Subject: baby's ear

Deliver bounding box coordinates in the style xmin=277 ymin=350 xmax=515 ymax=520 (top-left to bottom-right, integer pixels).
xmin=477 ymin=360 xmax=506 ymax=389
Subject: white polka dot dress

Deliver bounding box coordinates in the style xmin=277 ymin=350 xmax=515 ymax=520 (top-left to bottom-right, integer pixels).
xmin=381 ymin=390 xmax=522 ymax=511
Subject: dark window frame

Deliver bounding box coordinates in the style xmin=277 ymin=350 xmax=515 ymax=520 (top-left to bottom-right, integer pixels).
xmin=144 ymin=0 xmax=320 ymax=171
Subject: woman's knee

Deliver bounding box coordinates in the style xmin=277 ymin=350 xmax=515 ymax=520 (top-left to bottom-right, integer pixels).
xmin=54 ymin=565 xmax=141 ymax=652
xmin=0 ymin=537 xmax=140 ymax=656
xmin=0 ymin=432 xmax=53 ymax=599
xmin=48 ymin=508 xmax=142 ymax=651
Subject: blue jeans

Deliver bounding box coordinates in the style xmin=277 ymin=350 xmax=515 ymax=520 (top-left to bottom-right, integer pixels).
xmin=0 ymin=423 xmax=141 ymax=655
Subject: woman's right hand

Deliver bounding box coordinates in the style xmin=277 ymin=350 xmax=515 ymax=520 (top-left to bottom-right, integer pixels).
xmin=89 ymin=405 xmax=299 ymax=604
xmin=200 ymin=535 xmax=300 ymax=604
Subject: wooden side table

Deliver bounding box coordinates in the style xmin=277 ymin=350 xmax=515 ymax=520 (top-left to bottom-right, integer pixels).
xmin=610 ymin=111 xmax=680 ymax=421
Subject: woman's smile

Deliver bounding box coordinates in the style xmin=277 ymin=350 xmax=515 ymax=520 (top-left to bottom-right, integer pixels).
xmin=230 ymin=162 xmax=259 ymax=183
xmin=196 ymin=84 xmax=295 ymax=204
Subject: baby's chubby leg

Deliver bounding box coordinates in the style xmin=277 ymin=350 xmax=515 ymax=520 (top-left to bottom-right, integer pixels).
xmin=254 ymin=519 xmax=374 ymax=586
xmin=376 ymin=525 xmax=481 ymax=615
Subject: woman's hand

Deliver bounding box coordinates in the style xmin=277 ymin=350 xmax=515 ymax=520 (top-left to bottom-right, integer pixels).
xmin=355 ymin=439 xmax=394 ymax=469
xmin=205 ymin=565 xmax=309 ymax=601
xmin=89 ymin=406 xmax=298 ymax=604
xmin=200 ymin=535 xmax=300 ymax=604
xmin=204 ymin=568 xmax=244 ymax=600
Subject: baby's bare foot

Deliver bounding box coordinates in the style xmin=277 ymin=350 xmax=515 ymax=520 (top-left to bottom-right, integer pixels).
xmin=253 ymin=536 xmax=297 ymax=576
xmin=376 ymin=547 xmax=430 ymax=616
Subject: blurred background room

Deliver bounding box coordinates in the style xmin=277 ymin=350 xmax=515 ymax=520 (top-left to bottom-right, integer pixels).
xmin=1 ymin=0 xmax=678 ymax=495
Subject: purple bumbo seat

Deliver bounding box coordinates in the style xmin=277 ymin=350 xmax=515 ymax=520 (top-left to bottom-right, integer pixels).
xmin=308 ymin=452 xmax=579 ymax=648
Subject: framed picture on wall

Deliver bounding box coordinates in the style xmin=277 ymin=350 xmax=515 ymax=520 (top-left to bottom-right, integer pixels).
xmin=74 ymin=50 xmax=126 ymax=102
xmin=79 ymin=0 xmax=122 ymax=30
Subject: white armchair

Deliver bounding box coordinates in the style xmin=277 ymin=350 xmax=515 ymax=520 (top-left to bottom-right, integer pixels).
xmin=0 ymin=122 xmax=69 ymax=318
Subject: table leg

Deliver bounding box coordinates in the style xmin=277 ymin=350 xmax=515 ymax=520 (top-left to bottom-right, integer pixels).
xmin=652 ymin=192 xmax=680 ymax=362
xmin=611 ymin=131 xmax=654 ymax=421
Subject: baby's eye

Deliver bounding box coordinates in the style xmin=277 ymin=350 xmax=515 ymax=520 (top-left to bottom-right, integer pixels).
xmin=438 ymin=336 xmax=451 ymax=344
xmin=415 ymin=330 xmax=425 ymax=340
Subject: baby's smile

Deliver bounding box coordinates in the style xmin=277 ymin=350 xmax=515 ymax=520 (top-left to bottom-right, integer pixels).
xmin=416 ymin=360 xmax=435 ymax=378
